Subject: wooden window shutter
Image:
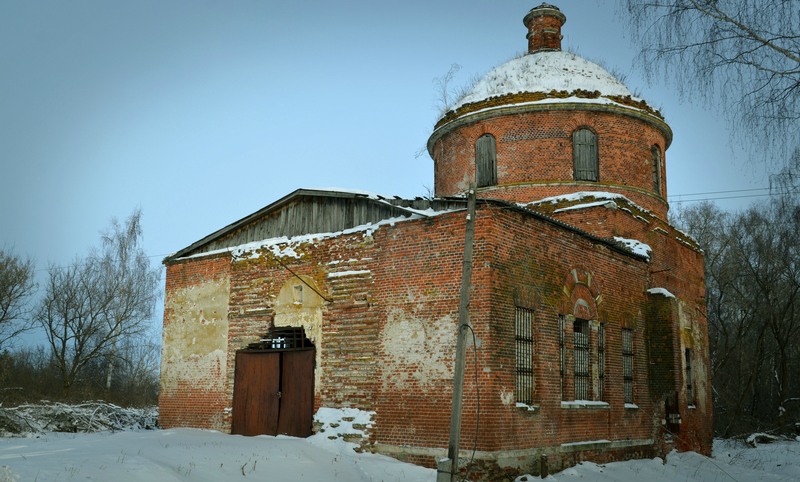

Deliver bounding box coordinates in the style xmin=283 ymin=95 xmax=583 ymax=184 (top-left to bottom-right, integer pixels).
xmin=476 ymin=134 xmax=497 ymax=187
xmin=573 ymin=129 xmax=598 ymax=181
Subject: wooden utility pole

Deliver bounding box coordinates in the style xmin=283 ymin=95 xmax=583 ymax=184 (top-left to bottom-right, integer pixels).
xmin=437 ymin=185 xmax=477 ymax=482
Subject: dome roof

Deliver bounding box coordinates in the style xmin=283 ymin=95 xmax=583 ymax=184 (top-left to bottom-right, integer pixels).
xmin=451 ymin=50 xmax=635 ymax=111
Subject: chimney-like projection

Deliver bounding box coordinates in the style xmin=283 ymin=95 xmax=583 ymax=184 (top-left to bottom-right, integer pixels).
xmin=523 ymin=3 xmax=566 ymax=53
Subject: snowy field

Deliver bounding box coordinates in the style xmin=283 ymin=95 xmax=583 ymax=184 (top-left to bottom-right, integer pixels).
xmin=3 ymin=432 xmax=799 ymax=482
xmin=1 ymin=404 xmax=798 ymax=481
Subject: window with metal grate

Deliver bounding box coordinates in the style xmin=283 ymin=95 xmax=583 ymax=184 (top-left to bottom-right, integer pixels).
xmin=515 ymin=307 xmax=535 ymax=404
xmin=622 ymin=328 xmax=634 ymax=404
xmin=573 ymin=318 xmax=590 ymax=400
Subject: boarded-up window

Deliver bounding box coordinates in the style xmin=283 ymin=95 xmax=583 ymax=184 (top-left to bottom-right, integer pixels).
xmin=573 ymin=319 xmax=590 ymax=400
xmin=515 ymin=307 xmax=534 ymax=404
xmin=573 ymin=128 xmax=598 ymax=181
xmin=652 ymin=146 xmax=662 ymax=194
xmin=622 ymin=328 xmax=634 ymax=404
xmin=476 ymin=134 xmax=497 ymax=187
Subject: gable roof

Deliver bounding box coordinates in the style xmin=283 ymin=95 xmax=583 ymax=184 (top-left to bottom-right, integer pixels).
xmin=165 ymin=188 xmax=467 ymax=262
xmin=166 ymin=188 xmax=651 ymax=264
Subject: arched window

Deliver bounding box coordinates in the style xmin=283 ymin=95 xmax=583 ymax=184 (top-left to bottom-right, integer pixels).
xmin=476 ymin=134 xmax=497 ymax=187
xmin=652 ymin=146 xmax=662 ymax=194
xmin=573 ymin=128 xmax=598 ymax=181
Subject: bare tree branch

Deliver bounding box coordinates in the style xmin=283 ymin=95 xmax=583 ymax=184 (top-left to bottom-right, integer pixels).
xmin=0 ymin=249 xmax=36 ymax=350
xmin=673 ymin=155 xmax=800 ymax=434
xmin=616 ymin=0 xmax=800 ymax=162
xmin=34 ymin=210 xmax=161 ymax=392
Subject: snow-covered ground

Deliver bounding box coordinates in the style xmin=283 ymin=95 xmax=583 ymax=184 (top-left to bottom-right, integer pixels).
xmin=1 ymin=404 xmax=798 ymax=481
xmin=0 ymin=428 xmax=435 ymax=482
xmin=3 ymin=431 xmax=799 ymax=481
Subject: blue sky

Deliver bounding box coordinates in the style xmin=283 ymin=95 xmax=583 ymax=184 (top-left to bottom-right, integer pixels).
xmin=0 ymin=1 xmax=769 ymax=334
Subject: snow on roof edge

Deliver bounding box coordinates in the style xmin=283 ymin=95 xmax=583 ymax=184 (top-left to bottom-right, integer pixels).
xmin=647 ymin=287 xmax=676 ymax=298
xmin=554 ymin=200 xmax=617 ymax=213
xmin=613 ymin=236 xmax=652 ymax=260
xmin=525 ymin=191 xmax=651 ymax=213
xmin=174 ymin=210 xmax=460 ymax=262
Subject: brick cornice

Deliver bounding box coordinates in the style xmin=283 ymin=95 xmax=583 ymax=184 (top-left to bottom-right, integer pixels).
xmin=428 ymin=100 xmax=672 ymax=156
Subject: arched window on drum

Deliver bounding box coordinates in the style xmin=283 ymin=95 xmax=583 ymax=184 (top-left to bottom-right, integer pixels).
xmin=476 ymin=134 xmax=497 ymax=187
xmin=573 ymin=128 xmax=598 ymax=181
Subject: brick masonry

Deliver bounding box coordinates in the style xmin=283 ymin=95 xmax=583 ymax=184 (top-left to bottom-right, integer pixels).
xmin=158 ymin=3 xmax=712 ymax=479
xmin=159 ymin=198 xmax=711 ymax=477
xmin=431 ymin=108 xmax=671 ymax=217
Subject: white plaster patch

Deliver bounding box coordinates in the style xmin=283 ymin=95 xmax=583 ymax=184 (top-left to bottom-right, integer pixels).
xmin=500 ymin=389 xmax=515 ymax=406
xmin=380 ymin=309 xmax=456 ymax=390
xmin=274 ymin=276 xmax=325 ymax=392
xmin=161 ymin=278 xmax=230 ymax=393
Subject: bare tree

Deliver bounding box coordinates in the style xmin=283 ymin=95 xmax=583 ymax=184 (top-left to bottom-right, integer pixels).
xmin=37 ymin=258 xmax=109 ymax=390
xmin=98 ymin=209 xmax=161 ymax=390
xmin=674 ymin=176 xmax=800 ymax=435
xmin=0 ymin=249 xmax=36 ymax=350
xmin=433 ymin=63 xmax=462 ymax=117
xmin=35 ymin=210 xmax=161 ymax=392
xmin=616 ymin=0 xmax=800 ymax=161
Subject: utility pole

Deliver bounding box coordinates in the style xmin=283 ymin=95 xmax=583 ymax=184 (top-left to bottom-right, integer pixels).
xmin=437 ymin=185 xmax=477 ymax=482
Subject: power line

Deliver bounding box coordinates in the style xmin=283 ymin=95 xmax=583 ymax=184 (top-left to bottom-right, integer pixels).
xmin=669 ymin=193 xmax=774 ymax=203
xmin=668 ymin=186 xmax=783 ymax=204
xmin=669 ymin=187 xmax=771 ymax=197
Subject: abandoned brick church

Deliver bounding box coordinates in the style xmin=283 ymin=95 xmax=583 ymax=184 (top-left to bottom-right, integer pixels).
xmin=158 ymin=3 xmax=712 ymax=478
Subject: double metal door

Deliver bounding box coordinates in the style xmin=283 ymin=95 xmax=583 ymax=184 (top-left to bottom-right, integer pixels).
xmin=231 ymin=348 xmax=314 ymax=437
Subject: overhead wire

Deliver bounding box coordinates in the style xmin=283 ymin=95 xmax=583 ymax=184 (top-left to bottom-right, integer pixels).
xmin=668 ymin=186 xmax=779 ymax=204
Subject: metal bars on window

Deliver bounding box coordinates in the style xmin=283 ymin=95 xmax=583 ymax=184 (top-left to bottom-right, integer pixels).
xmin=573 ymin=319 xmax=590 ymax=400
xmin=515 ymin=307 xmax=534 ymax=405
xmin=597 ymin=323 xmax=605 ymax=401
xmin=559 ymin=315 xmax=565 ymax=400
xmin=248 ymin=326 xmax=313 ymax=351
xmin=622 ymin=328 xmax=634 ymax=404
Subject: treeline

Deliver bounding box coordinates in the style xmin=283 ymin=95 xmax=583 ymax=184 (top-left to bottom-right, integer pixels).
xmin=674 ymin=154 xmax=800 ymax=437
xmin=0 ymin=343 xmax=159 ymax=407
xmin=0 ymin=209 xmax=161 ymax=407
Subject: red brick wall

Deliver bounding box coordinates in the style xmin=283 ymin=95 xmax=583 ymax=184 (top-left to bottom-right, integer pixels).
xmin=548 ymin=199 xmax=712 ymax=455
xmin=159 ymin=198 xmax=711 ymax=468
xmin=472 ymin=206 xmax=654 ymax=451
xmin=524 ymin=7 xmax=566 ymax=53
xmin=432 ymin=109 xmax=669 ymax=216
xmin=222 ymin=233 xmax=385 ymax=418
xmin=369 ymin=215 xmax=464 ymax=448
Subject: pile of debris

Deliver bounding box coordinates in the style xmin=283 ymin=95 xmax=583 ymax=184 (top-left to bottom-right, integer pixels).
xmin=0 ymin=401 xmax=157 ymax=436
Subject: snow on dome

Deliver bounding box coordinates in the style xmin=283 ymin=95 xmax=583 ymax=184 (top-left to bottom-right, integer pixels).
xmin=452 ymin=51 xmax=634 ymax=111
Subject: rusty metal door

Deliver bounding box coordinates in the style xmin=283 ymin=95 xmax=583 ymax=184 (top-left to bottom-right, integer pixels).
xmin=231 ymin=348 xmax=314 ymax=437
xmin=276 ymin=349 xmax=314 ymax=437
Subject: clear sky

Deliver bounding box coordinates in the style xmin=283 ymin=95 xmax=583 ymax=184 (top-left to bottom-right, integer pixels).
xmin=0 ymin=1 xmax=771 ymax=337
